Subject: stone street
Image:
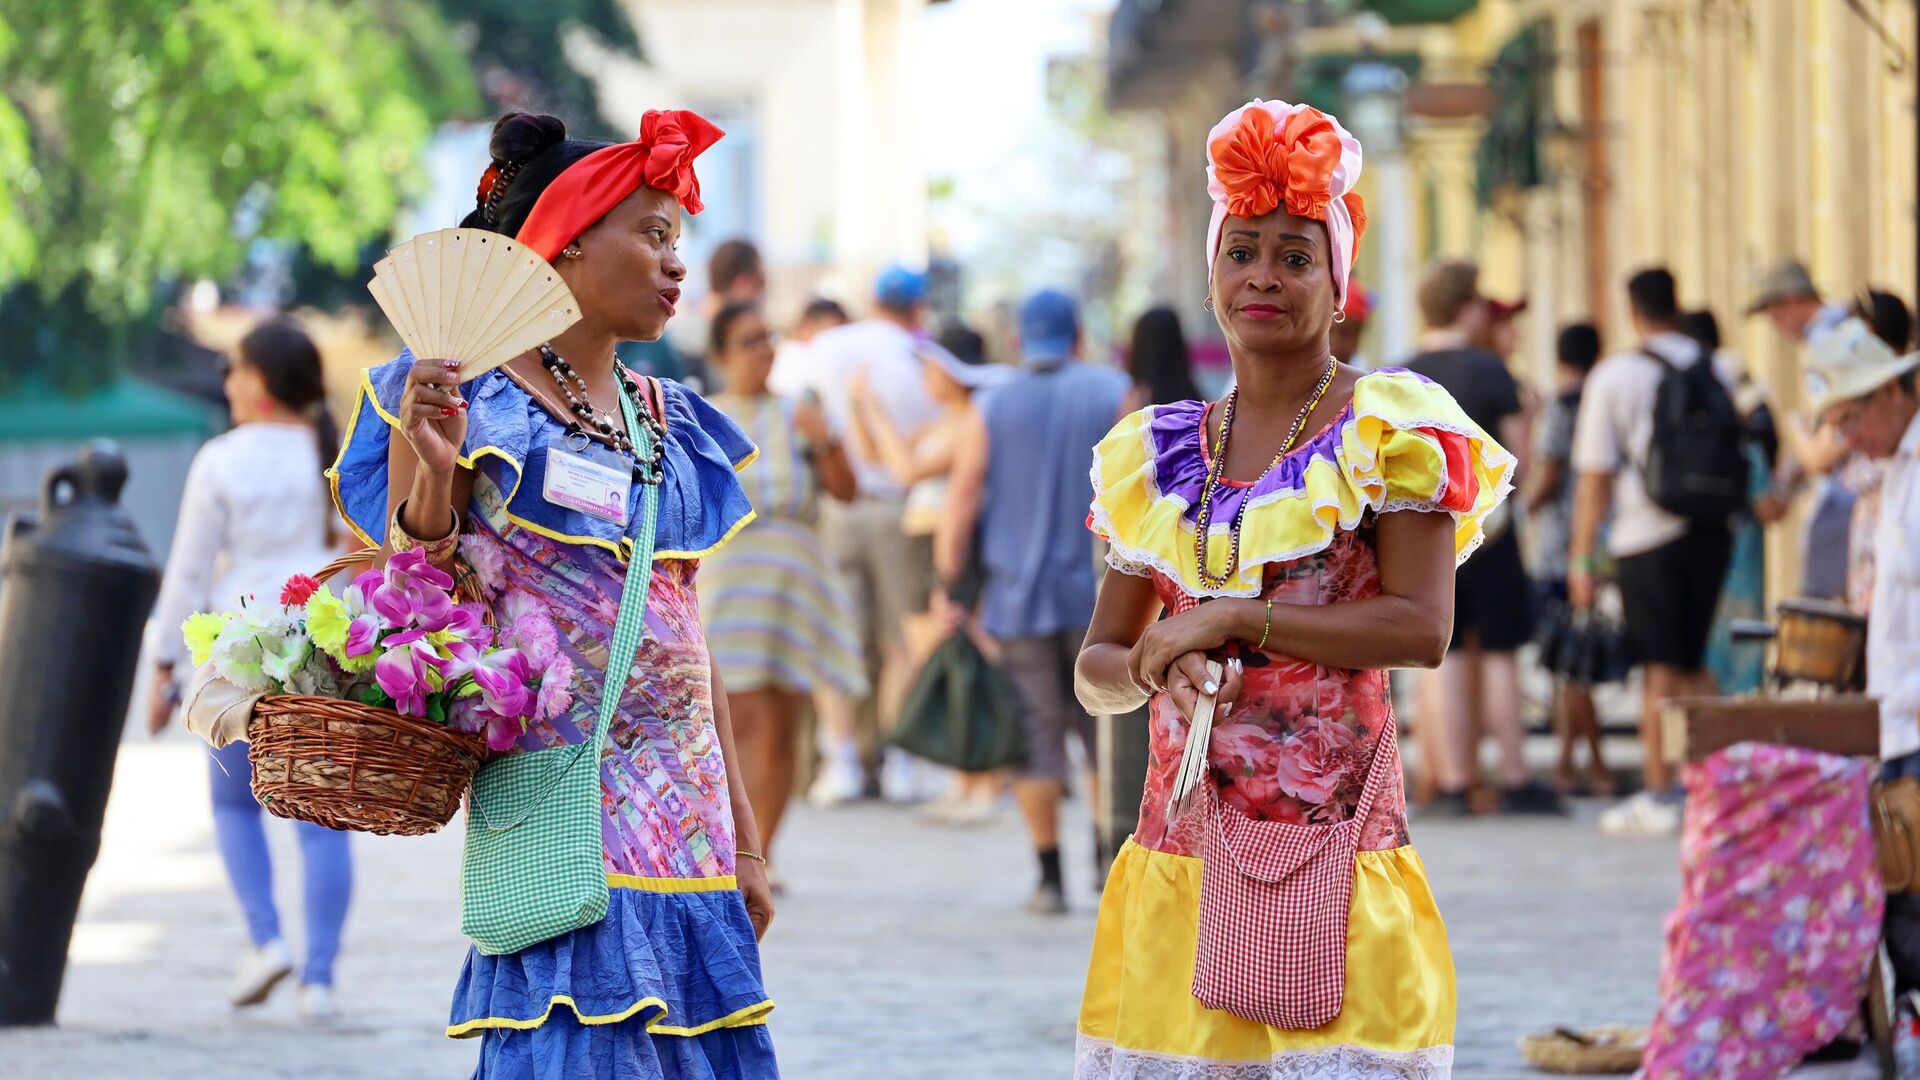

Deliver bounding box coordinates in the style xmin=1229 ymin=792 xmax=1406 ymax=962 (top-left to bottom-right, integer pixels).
xmin=0 ymin=734 xmax=1868 ymax=1079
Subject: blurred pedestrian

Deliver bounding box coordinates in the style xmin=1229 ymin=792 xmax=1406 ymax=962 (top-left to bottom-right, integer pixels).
xmin=785 ymin=266 xmax=941 ymax=804
xmin=1405 ymin=262 xmax=1553 ymax=815
xmin=1856 ymin=286 xmax=1914 ymax=352
xmin=1577 ymin=269 xmax=1744 ymax=838
xmin=1684 ymin=310 xmax=1787 ymax=698
xmin=845 ymin=325 xmax=1008 ymax=824
xmin=940 ymin=288 xmax=1128 ymax=913
xmin=701 ymin=300 xmax=867 ymax=877
xmin=1804 ymin=319 xmax=1920 ymax=996
xmin=147 ymin=318 xmax=352 ymax=1021
xmin=1751 ymin=258 xmax=1862 ymax=603
xmin=1329 ymin=279 xmax=1374 ymax=368
xmin=349 ymin=109 xmax=777 ymax=1075
xmin=767 ymin=297 xmax=851 ymax=405
xmin=707 ymin=238 xmax=766 ymax=310
xmin=1527 ymin=322 xmax=1613 ymax=795
xmin=1074 ymin=99 xmax=1506 ymax=1075
xmin=1124 ymin=305 xmax=1202 ymax=411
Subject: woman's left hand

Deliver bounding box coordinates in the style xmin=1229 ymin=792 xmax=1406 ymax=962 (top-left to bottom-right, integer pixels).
xmin=1128 ymin=602 xmax=1230 ymax=694
xmin=737 ymin=857 xmax=775 ymax=941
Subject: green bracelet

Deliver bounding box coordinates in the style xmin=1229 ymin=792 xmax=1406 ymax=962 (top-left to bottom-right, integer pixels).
xmin=1255 ymin=598 xmax=1274 ymax=651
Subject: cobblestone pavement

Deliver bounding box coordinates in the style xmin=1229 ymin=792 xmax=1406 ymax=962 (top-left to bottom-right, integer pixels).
xmin=0 ymin=736 xmax=1875 ymax=1079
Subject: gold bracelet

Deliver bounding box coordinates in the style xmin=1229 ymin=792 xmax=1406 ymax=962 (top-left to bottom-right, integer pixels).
xmin=1256 ymin=598 xmax=1274 ymax=651
xmin=735 ymin=849 xmax=768 ymax=866
xmin=389 ymin=499 xmax=461 ymax=565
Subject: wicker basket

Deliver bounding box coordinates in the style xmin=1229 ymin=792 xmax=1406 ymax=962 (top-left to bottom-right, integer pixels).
xmin=245 ymin=550 xmax=490 ymax=836
xmin=1517 ymin=1026 xmax=1646 ymax=1074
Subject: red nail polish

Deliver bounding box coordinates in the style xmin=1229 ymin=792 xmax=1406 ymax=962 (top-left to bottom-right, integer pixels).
xmin=456 ymin=400 xmax=469 ymax=411
xmin=442 ymin=407 xmax=456 ymax=417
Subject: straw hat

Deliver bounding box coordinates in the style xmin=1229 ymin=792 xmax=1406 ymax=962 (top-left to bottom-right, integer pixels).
xmin=1805 ymin=316 xmax=1919 ymax=419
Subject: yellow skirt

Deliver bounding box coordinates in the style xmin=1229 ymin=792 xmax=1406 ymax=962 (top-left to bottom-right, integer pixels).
xmin=1076 ymin=838 xmax=1456 ymax=1078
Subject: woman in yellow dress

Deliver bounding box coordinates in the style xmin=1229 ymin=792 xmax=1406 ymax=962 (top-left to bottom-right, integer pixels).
xmin=1073 ymin=99 xmax=1515 ymax=1078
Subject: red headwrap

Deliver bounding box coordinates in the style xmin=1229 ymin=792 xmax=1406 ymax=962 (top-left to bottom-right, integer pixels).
xmin=514 ymin=109 xmax=725 ymax=262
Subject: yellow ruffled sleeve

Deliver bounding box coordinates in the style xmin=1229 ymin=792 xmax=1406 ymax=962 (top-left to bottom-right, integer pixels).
xmin=1087 ymin=371 xmax=1515 ymax=598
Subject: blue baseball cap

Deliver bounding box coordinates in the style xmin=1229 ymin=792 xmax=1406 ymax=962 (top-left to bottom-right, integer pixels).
xmin=874 ymin=264 xmax=929 ymax=309
xmin=1018 ymin=288 xmax=1081 ymax=363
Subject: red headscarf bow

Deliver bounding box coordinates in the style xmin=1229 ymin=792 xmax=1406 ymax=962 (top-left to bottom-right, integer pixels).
xmin=514 ymin=109 xmax=725 ymax=263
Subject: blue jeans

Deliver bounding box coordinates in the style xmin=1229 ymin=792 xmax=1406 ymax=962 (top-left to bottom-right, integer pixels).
xmin=1886 ymin=752 xmax=1920 ymax=997
xmin=208 ymin=740 xmax=353 ymax=986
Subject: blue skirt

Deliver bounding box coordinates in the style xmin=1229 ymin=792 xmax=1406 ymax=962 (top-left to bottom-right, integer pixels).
xmin=451 ymin=875 xmax=778 ymax=1080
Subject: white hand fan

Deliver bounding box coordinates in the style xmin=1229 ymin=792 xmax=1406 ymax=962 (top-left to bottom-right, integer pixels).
xmin=1166 ymin=659 xmax=1226 ymax=824
xmin=368 ymin=228 xmax=581 ymax=378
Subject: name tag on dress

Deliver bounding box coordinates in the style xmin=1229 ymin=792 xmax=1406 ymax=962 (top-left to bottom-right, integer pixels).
xmin=543 ymin=440 xmax=631 ymax=526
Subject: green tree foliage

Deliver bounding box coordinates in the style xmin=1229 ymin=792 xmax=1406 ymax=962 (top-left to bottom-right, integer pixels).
xmin=0 ymin=0 xmax=477 ymax=383
xmin=437 ymin=0 xmax=642 ymax=138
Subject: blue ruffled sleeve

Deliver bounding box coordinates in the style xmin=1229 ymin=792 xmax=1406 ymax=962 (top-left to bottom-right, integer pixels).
xmin=328 ymin=351 xmax=756 ymax=562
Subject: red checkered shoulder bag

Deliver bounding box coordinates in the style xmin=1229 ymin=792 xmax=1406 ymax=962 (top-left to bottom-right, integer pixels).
xmin=1192 ymin=713 xmax=1399 ymax=1029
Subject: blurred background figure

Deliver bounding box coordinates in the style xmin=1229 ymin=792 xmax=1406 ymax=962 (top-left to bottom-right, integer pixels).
xmin=145 ymin=319 xmax=351 ymax=1022
xmin=1683 ymin=309 xmax=1787 ymax=699
xmin=1124 ymin=305 xmax=1202 ymax=410
xmin=939 ymin=288 xmax=1129 ymax=914
xmin=1856 ymin=287 xmax=1914 ymax=354
xmin=845 ymin=325 xmax=1008 ymax=825
xmin=701 ymin=301 xmax=867 ymax=881
xmin=1329 ymin=280 xmax=1374 ymax=368
xmin=784 ymin=266 xmax=941 ymax=805
xmin=1405 ymin=262 xmax=1554 ymax=816
xmin=1526 ymin=321 xmax=1612 ymax=796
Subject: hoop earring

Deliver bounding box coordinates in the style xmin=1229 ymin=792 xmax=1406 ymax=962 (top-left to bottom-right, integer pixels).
xmin=1332 ymin=310 xmax=1347 ymax=324
xmin=561 ymin=245 xmax=584 ymax=260
xmin=1204 ymin=296 xmax=1215 ymax=312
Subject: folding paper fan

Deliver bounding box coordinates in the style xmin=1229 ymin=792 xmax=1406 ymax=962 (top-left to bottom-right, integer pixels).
xmin=367 ymin=228 xmax=581 ymax=378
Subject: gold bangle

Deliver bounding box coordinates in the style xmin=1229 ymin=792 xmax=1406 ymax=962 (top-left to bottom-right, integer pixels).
xmin=389 ymin=499 xmax=461 ymax=565
xmin=1256 ymin=598 xmax=1274 ymax=651
xmin=735 ymin=849 xmax=768 ymax=866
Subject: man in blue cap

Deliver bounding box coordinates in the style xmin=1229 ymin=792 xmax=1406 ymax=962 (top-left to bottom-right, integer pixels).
xmin=938 ymin=287 xmax=1130 ymax=914
xmin=783 ymin=264 xmax=941 ymax=805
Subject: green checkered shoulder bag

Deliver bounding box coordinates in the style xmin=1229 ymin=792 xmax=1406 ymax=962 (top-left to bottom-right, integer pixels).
xmin=461 ymin=379 xmax=660 ymax=956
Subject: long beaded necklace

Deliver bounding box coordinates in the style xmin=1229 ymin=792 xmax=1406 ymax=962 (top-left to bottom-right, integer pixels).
xmin=539 ymin=344 xmax=667 ymax=484
xmin=1192 ymin=359 xmax=1338 ymax=589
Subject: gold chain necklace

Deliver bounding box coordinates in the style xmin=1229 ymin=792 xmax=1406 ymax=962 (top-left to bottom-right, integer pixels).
xmin=1192 ymin=359 xmax=1338 ymax=589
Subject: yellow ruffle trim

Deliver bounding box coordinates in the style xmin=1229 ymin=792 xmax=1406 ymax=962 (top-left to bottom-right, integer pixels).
xmin=1089 ymin=369 xmax=1515 ymax=597
xmin=1078 ymin=838 xmax=1455 ymax=1060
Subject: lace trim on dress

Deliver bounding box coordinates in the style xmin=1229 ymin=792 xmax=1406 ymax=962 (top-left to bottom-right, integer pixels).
xmin=1073 ymin=1035 xmax=1454 ymax=1080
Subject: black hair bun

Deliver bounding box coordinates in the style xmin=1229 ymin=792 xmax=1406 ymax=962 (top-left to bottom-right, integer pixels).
xmin=490 ymin=112 xmax=568 ymax=166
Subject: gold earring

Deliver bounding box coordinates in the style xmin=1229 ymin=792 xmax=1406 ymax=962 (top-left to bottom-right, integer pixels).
xmin=561 ymin=245 xmax=584 ymax=259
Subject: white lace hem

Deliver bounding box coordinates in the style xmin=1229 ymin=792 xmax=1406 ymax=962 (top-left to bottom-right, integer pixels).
xmin=1073 ymin=1034 xmax=1453 ymax=1080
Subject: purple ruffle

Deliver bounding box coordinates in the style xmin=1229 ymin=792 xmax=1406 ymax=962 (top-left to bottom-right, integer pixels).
xmin=1147 ymin=369 xmax=1435 ymax=526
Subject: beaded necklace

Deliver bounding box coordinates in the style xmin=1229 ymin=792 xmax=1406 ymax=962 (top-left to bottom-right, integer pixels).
xmin=539 ymin=344 xmax=667 ymax=484
xmin=1192 ymin=359 xmax=1338 ymax=589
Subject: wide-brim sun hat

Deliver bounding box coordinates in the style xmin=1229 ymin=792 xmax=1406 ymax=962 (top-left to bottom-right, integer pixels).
xmin=1805 ymin=316 xmax=1920 ymax=419
xmin=917 ymin=340 xmax=1008 ymax=390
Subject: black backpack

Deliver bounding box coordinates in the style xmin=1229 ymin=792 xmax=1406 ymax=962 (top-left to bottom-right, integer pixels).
xmin=1640 ymin=346 xmax=1750 ymax=523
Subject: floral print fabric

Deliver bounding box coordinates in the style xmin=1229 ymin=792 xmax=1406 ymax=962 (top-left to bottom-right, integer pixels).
xmin=1641 ymin=742 xmax=1883 ymax=1077
xmin=1133 ymin=527 xmax=1410 ymax=858
xmin=461 ymin=525 xmax=735 ymax=881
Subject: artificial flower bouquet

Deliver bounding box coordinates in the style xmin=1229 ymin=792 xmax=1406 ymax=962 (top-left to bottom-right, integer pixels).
xmin=179 ymin=550 xmax=575 ymax=835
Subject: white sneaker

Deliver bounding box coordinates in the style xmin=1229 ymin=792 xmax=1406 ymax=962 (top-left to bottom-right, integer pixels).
xmin=1599 ymin=791 xmax=1683 ymax=838
xmin=806 ymin=759 xmax=864 ymax=807
xmin=297 ymin=983 xmax=337 ymax=1023
xmin=879 ymin=751 xmax=926 ymax=804
xmin=229 ymin=939 xmax=293 ymax=1008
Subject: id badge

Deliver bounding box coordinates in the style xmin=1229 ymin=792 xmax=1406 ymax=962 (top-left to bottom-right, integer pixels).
xmin=543 ymin=436 xmax=632 ymax=526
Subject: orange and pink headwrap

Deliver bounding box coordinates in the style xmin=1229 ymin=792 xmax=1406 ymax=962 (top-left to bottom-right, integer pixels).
xmin=1206 ymin=100 xmax=1367 ymax=304
xmin=514 ymin=109 xmax=725 ymax=263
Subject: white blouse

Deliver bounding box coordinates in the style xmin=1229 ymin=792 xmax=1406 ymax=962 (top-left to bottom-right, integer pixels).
xmin=148 ymin=423 xmax=344 ymax=667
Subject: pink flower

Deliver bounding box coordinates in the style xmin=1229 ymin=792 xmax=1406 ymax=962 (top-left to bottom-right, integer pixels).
xmin=372 ymin=549 xmax=456 ymax=631
xmin=535 ymin=655 xmax=575 ymax=721
xmin=374 ymin=629 xmax=449 ymax=717
xmin=1269 ymin=716 xmax=1359 ymax=803
xmin=279 ymin=574 xmax=322 ymax=607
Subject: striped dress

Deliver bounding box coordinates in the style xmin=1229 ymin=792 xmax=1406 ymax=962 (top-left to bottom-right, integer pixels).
xmin=700 ymin=394 xmax=868 ymax=699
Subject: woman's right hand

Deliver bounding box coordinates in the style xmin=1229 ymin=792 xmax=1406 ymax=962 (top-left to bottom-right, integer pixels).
xmin=147 ymin=670 xmax=177 ymax=736
xmin=399 ymin=357 xmax=469 ymax=476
